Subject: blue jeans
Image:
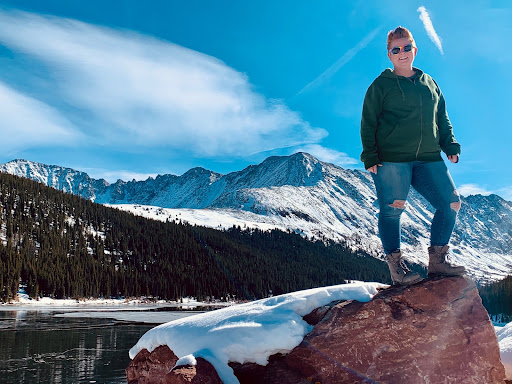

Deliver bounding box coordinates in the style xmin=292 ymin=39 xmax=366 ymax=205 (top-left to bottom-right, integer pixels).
xmin=371 ymin=161 xmax=460 ymax=255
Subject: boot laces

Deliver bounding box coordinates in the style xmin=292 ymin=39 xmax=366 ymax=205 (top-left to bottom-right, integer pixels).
xmin=397 ymin=259 xmax=410 ymax=274
xmin=442 ymin=253 xmax=458 ymax=267
xmin=438 ymin=249 xmax=452 ymax=264
xmin=432 ymin=247 xmax=459 ymax=268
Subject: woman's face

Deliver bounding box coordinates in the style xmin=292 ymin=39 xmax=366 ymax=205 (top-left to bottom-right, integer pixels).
xmin=387 ymin=37 xmax=417 ymax=70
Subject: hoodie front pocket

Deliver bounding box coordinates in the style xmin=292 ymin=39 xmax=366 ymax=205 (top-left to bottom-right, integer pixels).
xmin=379 ymin=119 xmax=420 ymax=153
xmin=382 ymin=120 xmax=402 ymax=143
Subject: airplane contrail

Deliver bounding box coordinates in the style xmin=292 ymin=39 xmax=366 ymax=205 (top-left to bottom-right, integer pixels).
xmin=296 ymin=26 xmax=382 ymax=96
xmin=418 ymin=6 xmax=444 ymax=54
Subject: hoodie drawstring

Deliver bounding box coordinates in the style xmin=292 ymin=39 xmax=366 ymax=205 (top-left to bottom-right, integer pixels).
xmin=396 ymin=77 xmax=405 ymax=101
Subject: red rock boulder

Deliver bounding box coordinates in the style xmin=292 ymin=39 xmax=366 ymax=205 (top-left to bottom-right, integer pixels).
xmin=285 ymin=276 xmax=506 ymax=384
xmin=127 ymin=276 xmax=506 ymax=384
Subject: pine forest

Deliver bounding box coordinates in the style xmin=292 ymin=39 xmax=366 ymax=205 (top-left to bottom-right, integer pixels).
xmin=0 ymin=173 xmax=389 ymax=303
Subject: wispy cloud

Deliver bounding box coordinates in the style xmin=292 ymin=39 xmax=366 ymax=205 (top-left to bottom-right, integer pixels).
xmin=292 ymin=144 xmax=358 ymax=166
xmin=458 ymin=183 xmax=512 ymax=201
xmin=417 ymin=6 xmax=444 ymax=54
xmin=0 ymin=10 xmax=327 ymax=159
xmin=0 ymin=80 xmax=82 ymax=155
xmin=458 ymin=183 xmax=492 ymax=197
xmin=497 ymin=187 xmax=512 ymax=202
xmin=296 ymin=27 xmax=381 ymax=96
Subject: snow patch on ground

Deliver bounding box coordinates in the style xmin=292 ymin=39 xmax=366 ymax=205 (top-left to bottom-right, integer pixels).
xmin=496 ymin=322 xmax=512 ymax=379
xmin=106 ymin=204 xmax=288 ymax=233
xmin=2 ymin=291 xmax=228 ymax=313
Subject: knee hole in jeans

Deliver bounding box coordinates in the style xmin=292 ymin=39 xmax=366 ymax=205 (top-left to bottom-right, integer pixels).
xmin=388 ymin=200 xmax=406 ymax=209
xmin=450 ymin=201 xmax=461 ymax=212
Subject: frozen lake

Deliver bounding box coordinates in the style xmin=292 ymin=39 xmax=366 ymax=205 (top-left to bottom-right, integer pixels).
xmin=0 ymin=303 xmax=223 ymax=384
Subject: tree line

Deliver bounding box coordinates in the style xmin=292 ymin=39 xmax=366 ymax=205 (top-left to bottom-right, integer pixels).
xmin=0 ymin=172 xmax=390 ymax=303
xmin=478 ymin=275 xmax=512 ymax=322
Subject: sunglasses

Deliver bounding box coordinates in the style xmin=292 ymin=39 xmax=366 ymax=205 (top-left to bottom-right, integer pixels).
xmin=389 ymin=44 xmax=413 ymax=55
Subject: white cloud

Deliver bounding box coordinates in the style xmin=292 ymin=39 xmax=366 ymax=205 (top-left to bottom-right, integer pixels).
xmin=458 ymin=183 xmax=492 ymax=197
xmin=296 ymin=27 xmax=381 ymax=95
xmin=417 ymin=6 xmax=444 ymax=55
xmin=459 ymin=184 xmax=512 ymax=201
xmin=0 ymin=10 xmax=327 ymax=158
xmin=292 ymin=144 xmax=358 ymax=167
xmin=496 ymin=187 xmax=512 ymax=202
xmin=0 ymin=80 xmax=82 ymax=155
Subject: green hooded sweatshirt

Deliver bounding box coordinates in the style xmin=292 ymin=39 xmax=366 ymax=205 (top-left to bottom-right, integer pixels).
xmin=360 ymin=67 xmax=460 ymax=170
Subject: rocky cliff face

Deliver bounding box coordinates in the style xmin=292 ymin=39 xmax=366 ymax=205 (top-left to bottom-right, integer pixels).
xmin=126 ymin=276 xmax=506 ymax=384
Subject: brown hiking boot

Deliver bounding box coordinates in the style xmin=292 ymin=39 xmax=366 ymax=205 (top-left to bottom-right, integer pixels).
xmin=428 ymin=245 xmax=466 ymax=277
xmin=385 ymin=250 xmax=423 ymax=285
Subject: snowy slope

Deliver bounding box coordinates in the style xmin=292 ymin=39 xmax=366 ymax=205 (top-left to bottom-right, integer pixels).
xmin=2 ymin=153 xmax=512 ymax=282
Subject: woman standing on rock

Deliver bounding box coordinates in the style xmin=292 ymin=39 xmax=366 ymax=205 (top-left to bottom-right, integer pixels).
xmin=360 ymin=26 xmax=465 ymax=285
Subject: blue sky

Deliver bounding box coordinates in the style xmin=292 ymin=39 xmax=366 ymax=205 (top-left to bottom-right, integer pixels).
xmin=0 ymin=1 xmax=511 ymax=199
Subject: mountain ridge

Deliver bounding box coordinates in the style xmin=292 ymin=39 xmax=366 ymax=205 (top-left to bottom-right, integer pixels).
xmin=1 ymin=154 xmax=511 ymax=282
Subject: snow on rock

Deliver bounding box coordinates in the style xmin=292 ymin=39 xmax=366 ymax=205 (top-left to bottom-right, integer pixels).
xmin=128 ymin=281 xmax=385 ymax=384
xmin=497 ymin=322 xmax=512 ymax=379
xmin=175 ymin=354 xmax=197 ymax=367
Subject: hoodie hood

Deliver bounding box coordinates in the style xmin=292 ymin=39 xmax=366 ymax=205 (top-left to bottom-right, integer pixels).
xmin=377 ymin=67 xmax=425 ymax=101
xmin=379 ymin=67 xmax=424 ymax=79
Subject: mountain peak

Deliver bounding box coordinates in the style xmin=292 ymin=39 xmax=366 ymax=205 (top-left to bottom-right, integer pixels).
xmin=289 ymin=151 xmax=322 ymax=169
xmin=261 ymin=152 xmax=319 ymax=166
xmin=6 ymin=158 xmax=71 ymax=170
xmin=182 ymin=166 xmax=220 ymax=177
xmin=240 ymin=152 xmax=324 ymax=187
xmin=0 ymin=159 xmax=101 ymax=200
xmin=291 ymin=151 xmax=318 ymax=161
xmin=2 ymin=158 xmax=71 ymax=177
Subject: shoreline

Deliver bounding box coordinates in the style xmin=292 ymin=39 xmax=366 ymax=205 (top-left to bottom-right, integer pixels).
xmin=1 ymin=293 xmax=237 ymax=311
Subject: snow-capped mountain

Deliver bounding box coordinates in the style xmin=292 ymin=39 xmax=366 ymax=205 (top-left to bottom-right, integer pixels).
xmin=0 ymin=159 xmax=110 ymax=201
xmin=2 ymin=154 xmax=511 ymax=281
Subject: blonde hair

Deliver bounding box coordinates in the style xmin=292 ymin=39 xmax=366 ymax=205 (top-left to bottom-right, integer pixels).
xmin=387 ymin=26 xmax=415 ymax=50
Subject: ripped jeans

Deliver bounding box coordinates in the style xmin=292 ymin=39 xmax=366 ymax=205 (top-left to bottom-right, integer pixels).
xmin=371 ymin=161 xmax=460 ymax=255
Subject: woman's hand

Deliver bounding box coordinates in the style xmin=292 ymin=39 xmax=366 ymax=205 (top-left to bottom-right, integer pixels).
xmin=366 ymin=164 xmax=382 ymax=174
xmin=447 ymin=155 xmax=459 ymax=163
